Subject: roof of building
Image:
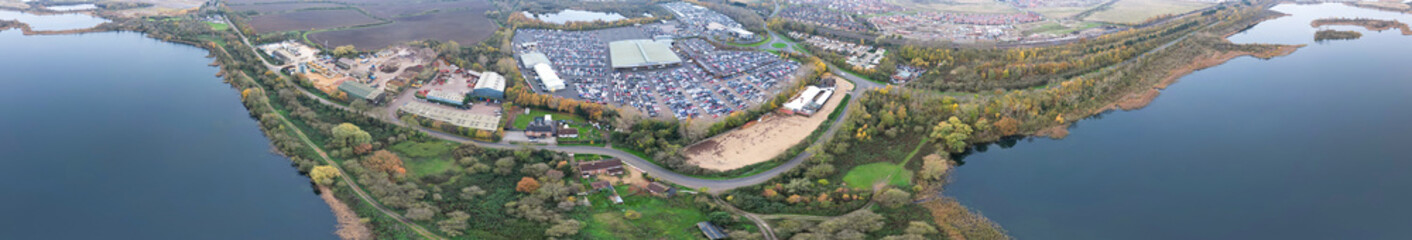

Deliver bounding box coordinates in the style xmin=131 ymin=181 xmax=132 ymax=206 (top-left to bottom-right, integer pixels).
xmin=527 ymin=120 xmax=555 ymax=133
xmin=533 ymin=63 xmax=566 ymax=91
xmin=397 ymin=102 xmax=501 ymax=131
xmin=557 ymin=127 xmax=579 ymax=135
xmin=783 ymin=86 xmax=823 ymax=111
xmin=647 ymin=182 xmax=673 ymax=194
xmin=578 ymin=159 xmax=624 ymax=172
xmin=609 ymin=39 xmax=683 ymax=69
xmin=521 ymin=52 xmax=551 ymax=68
xmin=591 ymin=181 xmax=612 ymax=189
xmin=697 ymin=222 xmax=728 ymax=240
xmin=475 ymin=72 xmax=506 ymax=92
xmin=426 ymin=90 xmax=466 ymax=105
xmin=339 ymin=81 xmax=381 ymax=100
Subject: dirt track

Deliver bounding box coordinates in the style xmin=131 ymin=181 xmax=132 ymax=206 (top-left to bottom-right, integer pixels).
xmin=684 ymin=80 xmax=854 ymax=171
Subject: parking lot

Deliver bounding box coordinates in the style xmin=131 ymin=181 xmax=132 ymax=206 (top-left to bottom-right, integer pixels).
xmin=512 ymin=27 xmax=802 ymax=121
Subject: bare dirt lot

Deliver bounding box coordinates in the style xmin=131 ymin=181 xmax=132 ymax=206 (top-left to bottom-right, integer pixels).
xmin=246 ymin=9 xmax=381 ymax=34
xmin=683 ymin=79 xmax=855 ymax=171
xmin=309 ymin=5 xmax=494 ymax=51
xmin=361 ymin=0 xmax=488 ymax=18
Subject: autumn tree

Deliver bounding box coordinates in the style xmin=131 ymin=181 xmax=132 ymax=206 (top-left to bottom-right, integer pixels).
xmin=930 ymin=116 xmax=973 ymax=153
xmin=919 ymin=153 xmax=951 ymax=182
xmin=995 ymin=116 xmax=1020 ymax=136
xmin=877 ymin=188 xmax=912 ymax=208
xmin=516 ymin=177 xmax=541 ymax=193
xmin=545 ymin=219 xmax=583 ymax=237
xmin=363 ymin=150 xmax=406 ymax=176
xmin=310 ymin=165 xmax=341 ymax=186
xmin=494 ymin=157 xmax=517 ymax=175
xmin=331 ymin=123 xmax=372 ymax=150
xmin=332 ymin=45 xmax=357 ymax=58
xmin=438 ymin=211 xmax=470 ymax=236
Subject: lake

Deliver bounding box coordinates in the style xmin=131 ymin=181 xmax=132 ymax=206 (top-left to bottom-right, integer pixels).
xmin=0 ymin=9 xmax=106 ymax=31
xmin=0 ymin=14 xmax=337 ymax=239
xmin=947 ymin=4 xmax=1412 ymax=240
xmin=523 ymin=9 xmax=626 ymax=24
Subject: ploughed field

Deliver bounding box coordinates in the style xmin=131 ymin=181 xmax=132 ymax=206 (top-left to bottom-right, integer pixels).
xmin=245 ymin=9 xmax=380 ymax=33
xmin=227 ymin=0 xmax=495 ymax=50
xmin=310 ymin=6 xmax=495 ymax=51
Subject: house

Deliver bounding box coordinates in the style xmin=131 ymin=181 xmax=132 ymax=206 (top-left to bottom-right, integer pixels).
xmin=557 ymin=127 xmax=579 ymax=138
xmin=525 ymin=115 xmax=556 ymax=138
xmin=590 ymin=181 xmax=613 ymax=191
xmin=647 ymin=182 xmax=676 ymax=197
xmin=697 ymin=222 xmax=728 ymax=240
xmin=577 ymin=159 xmax=625 ymax=178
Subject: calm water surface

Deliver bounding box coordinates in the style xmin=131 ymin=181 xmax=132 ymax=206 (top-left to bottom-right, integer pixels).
xmin=948 ymin=4 xmax=1412 ymax=240
xmin=0 ymin=22 xmax=336 ymax=239
xmin=0 ymin=9 xmax=106 ymax=31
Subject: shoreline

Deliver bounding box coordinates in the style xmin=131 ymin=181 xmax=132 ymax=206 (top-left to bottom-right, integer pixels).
xmin=319 ymin=186 xmax=373 ymax=240
xmin=1310 ymin=18 xmax=1412 ymax=36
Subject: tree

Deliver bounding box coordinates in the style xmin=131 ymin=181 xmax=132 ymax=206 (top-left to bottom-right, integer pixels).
xmin=460 ymin=186 xmax=486 ymax=200
xmin=350 ymin=99 xmax=371 ymax=113
xmin=919 ymin=153 xmax=951 ymax=181
xmin=516 ymin=177 xmax=541 ymax=193
xmin=877 ymin=188 xmax=912 ymax=207
xmin=545 ymin=219 xmax=582 ymax=237
xmin=905 ymin=221 xmax=939 ymax=235
xmin=787 ymin=194 xmax=804 ymax=204
xmin=332 ymin=45 xmax=357 ymax=58
xmin=930 ymin=117 xmax=973 ymax=153
xmin=708 ymin=211 xmax=735 ymax=226
xmin=363 ymin=150 xmax=406 ymax=176
xmin=437 ymin=211 xmax=470 ymax=236
xmin=332 ymin=123 xmax=372 ymax=149
xmin=995 ymin=116 xmax=1020 ymax=136
xmin=805 ymin=164 xmax=836 ymax=178
xmin=310 ymin=165 xmax=340 ymax=186
xmin=406 ymin=207 xmax=435 ymax=221
xmin=521 ymin=163 xmax=550 ymax=177
xmin=494 ymin=157 xmax=517 ymax=175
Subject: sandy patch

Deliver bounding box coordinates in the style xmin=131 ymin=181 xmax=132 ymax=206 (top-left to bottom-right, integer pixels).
xmin=596 ymin=166 xmax=649 ymax=187
xmin=683 ymin=80 xmax=855 ymax=171
xmin=319 ymin=186 xmax=372 ymax=240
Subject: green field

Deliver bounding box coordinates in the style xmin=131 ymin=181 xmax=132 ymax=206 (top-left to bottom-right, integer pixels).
xmin=206 ymin=22 xmax=230 ymax=31
xmin=389 ymin=141 xmax=458 ymax=177
xmin=772 ymin=42 xmax=788 ymax=49
xmin=843 ymin=162 xmax=912 ymax=189
xmin=1085 ymin=0 xmax=1211 ymax=24
xmin=580 ymin=186 xmax=710 ymax=239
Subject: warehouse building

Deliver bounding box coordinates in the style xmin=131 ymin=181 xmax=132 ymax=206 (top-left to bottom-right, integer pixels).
xmin=339 ymin=81 xmax=383 ymax=101
xmin=609 ymin=39 xmax=683 ymax=70
xmin=425 ymin=90 xmax=466 ymax=106
xmin=520 ymin=52 xmax=566 ymax=92
xmin=472 ymin=71 xmax=506 ymax=99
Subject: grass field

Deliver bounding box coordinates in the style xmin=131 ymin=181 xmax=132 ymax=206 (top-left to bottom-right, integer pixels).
xmin=844 ymin=162 xmax=912 ymax=189
xmin=1085 ymin=0 xmax=1211 ymax=24
xmin=884 ymin=0 xmax=1020 ymax=14
xmin=1028 ymin=5 xmax=1102 ymax=19
xmin=580 ymin=186 xmax=709 ymax=239
xmin=513 ymin=108 xmax=586 ymax=129
xmin=772 ymin=42 xmax=788 ymax=49
xmin=245 ymin=9 xmax=382 ymax=34
xmin=389 ymin=141 xmax=458 ymax=177
xmin=1024 ymin=21 xmax=1105 ymax=35
xmin=205 ymin=22 xmax=229 ymax=31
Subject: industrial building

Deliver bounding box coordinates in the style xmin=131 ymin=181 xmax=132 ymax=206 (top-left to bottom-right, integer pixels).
xmin=608 ymin=39 xmax=683 ymax=70
xmin=339 ymin=81 xmax=383 ymax=101
xmin=425 ymin=90 xmax=466 ymax=106
xmin=398 ymin=102 xmax=500 ymax=131
xmin=781 ymin=85 xmax=834 ymax=116
xmin=471 ymin=72 xmax=506 ymax=99
xmin=520 ymin=52 xmax=566 ymax=92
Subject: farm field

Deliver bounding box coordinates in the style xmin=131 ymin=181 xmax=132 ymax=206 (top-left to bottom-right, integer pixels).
xmin=227 ymin=3 xmax=344 ymax=14
xmin=1084 ymin=0 xmax=1211 ymax=24
xmin=1028 ymin=5 xmax=1102 ymax=19
xmin=245 ymin=9 xmax=381 ymax=34
xmin=360 ymin=0 xmax=489 ymax=18
xmin=308 ymin=6 xmax=494 ymax=51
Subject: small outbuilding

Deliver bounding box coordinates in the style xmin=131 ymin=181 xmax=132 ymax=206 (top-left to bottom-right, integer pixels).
xmin=696 ymin=222 xmax=727 ymax=240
